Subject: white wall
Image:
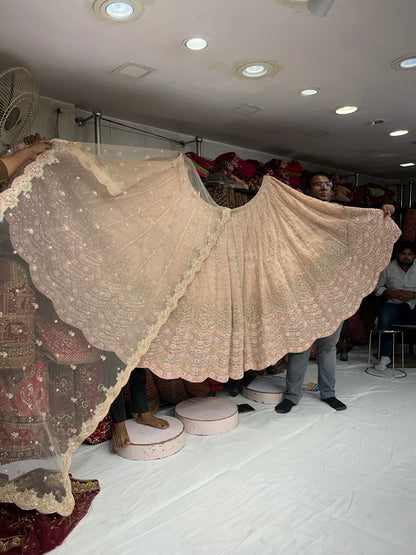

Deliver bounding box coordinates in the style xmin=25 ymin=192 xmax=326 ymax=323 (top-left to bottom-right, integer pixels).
xmin=31 ymin=95 xmax=396 ymax=187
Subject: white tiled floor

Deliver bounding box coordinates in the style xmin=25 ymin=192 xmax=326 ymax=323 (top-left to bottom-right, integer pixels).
xmin=53 ymin=346 xmax=416 ymax=554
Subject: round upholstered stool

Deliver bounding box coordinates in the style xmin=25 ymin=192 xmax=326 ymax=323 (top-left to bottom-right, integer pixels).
xmin=243 ymin=375 xmax=286 ymax=404
xmin=114 ymin=416 xmax=185 ymax=460
xmin=366 ymin=329 xmax=407 ymax=379
xmin=175 ymin=397 xmax=238 ymax=435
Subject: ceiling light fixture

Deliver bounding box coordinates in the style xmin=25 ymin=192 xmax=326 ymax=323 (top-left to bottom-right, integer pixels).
xmin=236 ymin=60 xmax=279 ymax=79
xmin=400 ymin=162 xmax=415 ymax=167
xmin=184 ymin=37 xmax=208 ymax=51
xmin=92 ymin=0 xmax=144 ymax=22
xmin=334 ymin=105 xmax=360 ymax=115
xmin=106 ymin=2 xmax=133 ymax=19
xmin=389 ymin=129 xmax=409 ymax=137
xmin=243 ymin=65 xmax=268 ymax=77
xmin=300 ymin=88 xmax=320 ymax=96
xmin=391 ymin=55 xmax=416 ymax=70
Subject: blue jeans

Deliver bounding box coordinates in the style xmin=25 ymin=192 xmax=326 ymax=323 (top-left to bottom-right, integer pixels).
xmin=378 ymin=302 xmax=416 ymax=356
xmin=283 ymin=322 xmax=343 ymax=404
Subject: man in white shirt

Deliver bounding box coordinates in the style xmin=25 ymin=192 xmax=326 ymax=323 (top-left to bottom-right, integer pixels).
xmin=374 ymin=240 xmax=416 ymax=370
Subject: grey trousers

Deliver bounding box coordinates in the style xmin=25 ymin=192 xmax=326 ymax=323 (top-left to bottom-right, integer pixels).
xmin=283 ymin=322 xmax=343 ymax=404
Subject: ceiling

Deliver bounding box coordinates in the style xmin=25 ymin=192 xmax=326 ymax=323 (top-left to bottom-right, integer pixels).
xmin=1 ymin=0 xmax=415 ymax=179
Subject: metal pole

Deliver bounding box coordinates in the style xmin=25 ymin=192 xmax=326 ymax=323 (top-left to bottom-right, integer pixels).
xmin=93 ymin=109 xmax=102 ymax=155
xmin=409 ymin=180 xmax=414 ymax=208
xmin=399 ymin=181 xmax=404 ymax=208
xmin=195 ymin=136 xmax=202 ymax=156
xmin=354 ymin=172 xmax=359 ymax=188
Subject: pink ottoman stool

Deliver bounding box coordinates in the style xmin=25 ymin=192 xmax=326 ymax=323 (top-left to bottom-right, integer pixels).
xmin=114 ymin=416 xmax=185 ymax=460
xmin=243 ymin=375 xmax=285 ymax=404
xmin=175 ymin=397 xmax=238 ymax=435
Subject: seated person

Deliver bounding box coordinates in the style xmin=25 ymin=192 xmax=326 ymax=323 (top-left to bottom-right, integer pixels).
xmin=110 ymin=367 xmax=169 ymax=449
xmin=374 ymin=240 xmax=416 ymax=370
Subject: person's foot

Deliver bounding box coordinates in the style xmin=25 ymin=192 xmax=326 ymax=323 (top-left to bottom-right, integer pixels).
xmin=112 ymin=421 xmax=131 ymax=449
xmin=136 ymin=411 xmax=169 ymax=429
xmin=374 ymin=356 xmax=391 ymax=371
xmin=275 ymin=399 xmax=295 ymax=414
xmin=322 ymin=397 xmax=347 ymax=411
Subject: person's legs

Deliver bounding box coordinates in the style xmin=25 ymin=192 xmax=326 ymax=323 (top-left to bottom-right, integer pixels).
xmin=110 ymin=391 xmax=131 ymax=449
xmin=130 ymin=368 xmax=169 ymax=429
xmin=284 ymin=349 xmax=312 ymax=404
xmin=275 ymin=347 xmax=311 ymax=413
xmin=316 ymin=322 xmax=343 ymax=400
xmin=315 ymin=322 xmax=346 ymax=410
xmin=129 ymin=367 xmax=148 ymax=414
xmin=110 ymin=391 xmax=126 ymax=423
xmin=378 ymin=303 xmax=410 ymax=356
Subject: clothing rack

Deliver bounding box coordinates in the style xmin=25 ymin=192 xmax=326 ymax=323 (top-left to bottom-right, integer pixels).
xmin=75 ymin=109 xmax=203 ymax=154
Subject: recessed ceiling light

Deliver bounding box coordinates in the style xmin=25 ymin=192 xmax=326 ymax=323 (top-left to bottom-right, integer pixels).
xmin=334 ymin=105 xmax=360 ymax=115
xmin=106 ymin=2 xmax=133 ymax=19
xmin=92 ymin=0 xmax=143 ymax=22
xmin=391 ymin=54 xmax=416 ymax=70
xmin=400 ymin=162 xmax=415 ymax=167
xmin=300 ymin=88 xmax=320 ymax=96
xmin=235 ymin=60 xmax=279 ymax=79
xmin=243 ymin=65 xmax=267 ymax=77
xmin=389 ymin=129 xmax=409 ymax=137
xmin=184 ymin=37 xmax=208 ymax=51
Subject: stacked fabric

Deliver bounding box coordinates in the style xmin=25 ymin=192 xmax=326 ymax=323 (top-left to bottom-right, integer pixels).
xmin=264 ymin=158 xmax=291 ymax=185
xmin=185 ymin=152 xmax=213 ymax=178
xmin=246 ymin=159 xmax=273 ymax=191
xmin=285 ymin=160 xmax=304 ymax=190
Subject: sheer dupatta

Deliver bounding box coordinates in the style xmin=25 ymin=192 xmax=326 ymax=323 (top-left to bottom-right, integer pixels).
xmin=0 ymin=140 xmax=400 ymax=515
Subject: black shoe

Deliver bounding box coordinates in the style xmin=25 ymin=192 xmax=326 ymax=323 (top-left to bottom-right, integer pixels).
xmin=322 ymin=397 xmax=347 ymax=411
xmin=275 ymin=399 xmax=295 ymax=414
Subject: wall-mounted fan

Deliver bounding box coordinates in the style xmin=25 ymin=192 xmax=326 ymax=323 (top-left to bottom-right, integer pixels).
xmin=0 ymin=66 xmax=39 ymax=155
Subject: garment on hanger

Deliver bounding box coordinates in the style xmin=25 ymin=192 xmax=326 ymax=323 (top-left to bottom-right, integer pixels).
xmin=0 ymin=139 xmax=400 ymax=515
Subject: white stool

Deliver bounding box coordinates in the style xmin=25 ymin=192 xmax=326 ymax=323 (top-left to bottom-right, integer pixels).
xmin=366 ymin=329 xmax=407 ymax=379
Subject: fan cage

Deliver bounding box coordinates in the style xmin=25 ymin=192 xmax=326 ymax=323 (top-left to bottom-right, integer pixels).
xmin=0 ymin=66 xmax=39 ymax=153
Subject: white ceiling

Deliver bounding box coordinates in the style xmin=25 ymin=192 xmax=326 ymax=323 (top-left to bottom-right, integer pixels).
xmin=1 ymin=0 xmax=415 ymax=179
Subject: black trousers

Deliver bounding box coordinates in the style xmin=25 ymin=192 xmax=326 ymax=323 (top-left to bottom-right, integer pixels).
xmin=110 ymin=367 xmax=148 ymax=423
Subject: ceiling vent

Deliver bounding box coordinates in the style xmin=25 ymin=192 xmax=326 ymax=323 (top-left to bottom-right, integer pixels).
xmin=112 ymin=62 xmax=155 ymax=79
xmin=232 ymin=104 xmax=263 ymax=115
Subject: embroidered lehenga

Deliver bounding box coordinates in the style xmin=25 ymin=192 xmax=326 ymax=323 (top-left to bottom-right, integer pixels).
xmin=0 ymin=140 xmax=400 ymax=515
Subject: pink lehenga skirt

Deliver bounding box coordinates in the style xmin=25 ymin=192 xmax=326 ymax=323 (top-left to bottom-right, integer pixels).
xmin=0 ymin=140 xmax=400 ymax=515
